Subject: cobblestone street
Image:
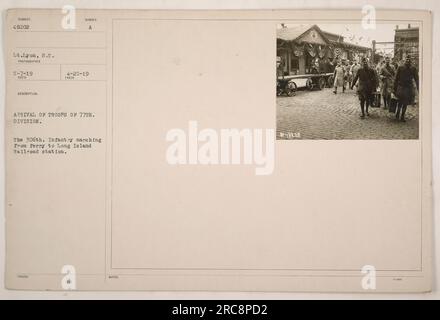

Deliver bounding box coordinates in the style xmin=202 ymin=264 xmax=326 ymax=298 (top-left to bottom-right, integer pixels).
xmin=277 ymin=88 xmax=419 ymax=140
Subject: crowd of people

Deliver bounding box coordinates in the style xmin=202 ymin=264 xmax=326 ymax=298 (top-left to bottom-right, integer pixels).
xmin=327 ymin=55 xmax=419 ymax=121
xmin=277 ymin=53 xmax=419 ymax=122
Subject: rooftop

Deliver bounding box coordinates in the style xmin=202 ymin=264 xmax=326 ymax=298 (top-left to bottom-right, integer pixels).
xmin=277 ymin=24 xmax=370 ymax=50
xmin=276 ymin=24 xmax=315 ymax=41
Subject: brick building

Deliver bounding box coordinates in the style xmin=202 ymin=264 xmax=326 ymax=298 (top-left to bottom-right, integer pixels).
xmin=394 ymin=24 xmax=419 ymax=68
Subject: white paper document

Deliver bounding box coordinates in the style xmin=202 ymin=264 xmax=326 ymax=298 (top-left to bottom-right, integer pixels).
xmin=4 ymin=8 xmax=432 ymax=292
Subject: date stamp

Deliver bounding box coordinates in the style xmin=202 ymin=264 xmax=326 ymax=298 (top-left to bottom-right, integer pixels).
xmin=278 ymin=131 xmax=301 ymax=139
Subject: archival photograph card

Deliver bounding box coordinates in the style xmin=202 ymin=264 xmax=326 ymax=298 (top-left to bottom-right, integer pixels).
xmin=4 ymin=8 xmax=432 ymax=292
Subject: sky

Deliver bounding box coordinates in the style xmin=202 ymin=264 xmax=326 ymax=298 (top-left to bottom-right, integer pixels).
xmin=282 ymin=22 xmax=420 ymax=55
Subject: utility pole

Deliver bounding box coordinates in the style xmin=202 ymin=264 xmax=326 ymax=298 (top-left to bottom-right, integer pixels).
xmin=372 ymin=40 xmax=376 ymax=63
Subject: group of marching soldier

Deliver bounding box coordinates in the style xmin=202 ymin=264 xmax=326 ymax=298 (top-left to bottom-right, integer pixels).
xmin=331 ymin=55 xmax=419 ymax=121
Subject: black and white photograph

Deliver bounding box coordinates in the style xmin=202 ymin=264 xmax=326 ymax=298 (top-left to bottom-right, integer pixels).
xmin=276 ymin=23 xmax=420 ymax=140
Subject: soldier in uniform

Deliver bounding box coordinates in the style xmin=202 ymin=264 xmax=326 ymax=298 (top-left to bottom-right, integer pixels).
xmin=345 ymin=60 xmax=351 ymax=89
xmin=332 ymin=60 xmax=345 ymax=94
xmin=379 ymin=57 xmax=396 ymax=110
xmin=393 ymin=55 xmax=419 ymax=122
xmin=351 ymin=58 xmax=378 ymax=118
xmin=350 ymin=60 xmax=361 ymax=91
